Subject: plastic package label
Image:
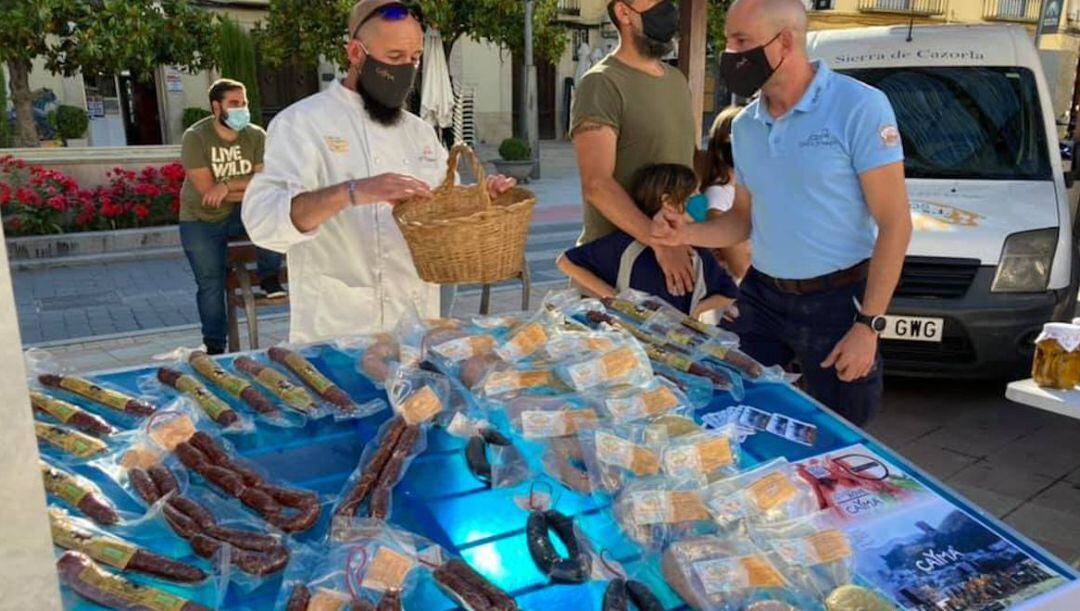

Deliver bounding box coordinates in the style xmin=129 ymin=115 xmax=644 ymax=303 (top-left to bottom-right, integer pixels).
xmin=629 ymin=490 xmax=709 ymax=525
xmin=521 ymin=409 xmax=598 ymax=439
xmin=606 ymin=385 xmax=680 ymax=422
xmin=363 ymin=547 xmax=414 ymax=593
xmin=397 ymin=386 xmax=443 ymax=425
xmin=496 ymin=323 xmax=548 ymax=361
xmin=693 ymin=555 xmax=785 ymax=594
xmin=483 ymin=370 xmax=556 ymax=396
xmin=772 ymin=530 xmax=852 ymax=566
xmin=595 ymin=431 xmax=659 ymax=476
xmin=431 ymin=336 xmax=495 ymax=362
xmin=662 ymin=436 xmax=733 ymax=479
xmin=747 ymin=472 xmax=799 ymax=512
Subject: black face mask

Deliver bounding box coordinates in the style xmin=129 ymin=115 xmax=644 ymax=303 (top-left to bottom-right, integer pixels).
xmin=624 ymin=0 xmax=679 ymax=44
xmin=356 ymin=44 xmax=417 ymax=118
xmin=720 ymin=31 xmax=784 ymax=98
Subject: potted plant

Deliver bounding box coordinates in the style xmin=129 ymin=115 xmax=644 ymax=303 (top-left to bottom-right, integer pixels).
xmin=51 ymin=105 xmax=90 ymax=147
xmin=493 ymin=137 xmax=534 ymax=183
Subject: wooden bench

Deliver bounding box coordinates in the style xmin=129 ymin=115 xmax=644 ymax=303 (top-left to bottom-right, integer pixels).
xmin=226 ymin=241 xmax=287 ymax=352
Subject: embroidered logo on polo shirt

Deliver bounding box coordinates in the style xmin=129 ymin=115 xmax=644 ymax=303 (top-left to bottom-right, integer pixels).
xmin=324 ymin=136 xmax=349 ymax=153
xmin=879 ymin=125 xmax=900 ymax=148
xmin=799 ymin=128 xmax=839 ymax=148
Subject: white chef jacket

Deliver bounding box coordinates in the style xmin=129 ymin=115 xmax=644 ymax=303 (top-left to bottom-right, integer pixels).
xmin=242 ymin=81 xmax=448 ymax=344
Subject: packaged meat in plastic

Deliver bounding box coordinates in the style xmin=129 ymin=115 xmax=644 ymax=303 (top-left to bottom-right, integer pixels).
xmin=661 ymin=536 xmax=808 ymax=610
xmin=751 ymin=511 xmax=856 ymax=602
xmin=702 ymin=458 xmax=819 ymax=533
xmin=659 ymin=425 xmax=742 ymax=484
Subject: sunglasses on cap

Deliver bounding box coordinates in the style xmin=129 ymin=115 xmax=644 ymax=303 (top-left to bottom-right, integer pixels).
xmin=351 ymin=3 xmax=424 ymax=39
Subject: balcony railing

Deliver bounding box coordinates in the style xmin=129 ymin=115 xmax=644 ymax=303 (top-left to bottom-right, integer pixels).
xmin=558 ymin=0 xmax=581 ymax=16
xmin=983 ymin=0 xmax=1041 ymax=23
xmin=857 ymin=0 xmax=945 ymax=16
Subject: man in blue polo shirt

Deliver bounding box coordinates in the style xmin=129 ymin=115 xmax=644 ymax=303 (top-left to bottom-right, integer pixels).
xmin=653 ymin=0 xmax=912 ymax=426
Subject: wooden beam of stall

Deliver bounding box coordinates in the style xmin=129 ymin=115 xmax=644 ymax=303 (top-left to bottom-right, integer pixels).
xmin=678 ymin=0 xmax=710 ymax=142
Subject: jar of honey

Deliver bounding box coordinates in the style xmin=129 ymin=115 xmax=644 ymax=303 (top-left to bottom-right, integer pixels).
xmin=1032 ymin=323 xmax=1080 ymax=389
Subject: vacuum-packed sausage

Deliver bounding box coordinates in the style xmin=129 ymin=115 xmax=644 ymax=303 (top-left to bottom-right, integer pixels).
xmin=50 ymin=509 xmax=206 ymax=583
xmin=39 ymin=374 xmax=154 ymax=416
xmin=157 ymin=367 xmax=239 ymax=427
xmin=189 ymin=351 xmax=278 ymax=417
xmin=269 ymin=346 xmax=358 ymax=412
xmin=35 ymin=421 xmax=108 ymax=459
xmin=57 ymin=551 xmax=209 ymax=611
xmin=40 ymin=462 xmax=118 ymax=525
xmin=30 ymin=391 xmax=114 ymax=437
xmin=234 ymin=356 xmax=317 ymax=413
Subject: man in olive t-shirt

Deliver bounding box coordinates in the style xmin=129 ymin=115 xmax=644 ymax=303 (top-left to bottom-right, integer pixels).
xmin=179 ymin=78 xmax=284 ymax=355
xmin=570 ymin=0 xmax=698 ymax=296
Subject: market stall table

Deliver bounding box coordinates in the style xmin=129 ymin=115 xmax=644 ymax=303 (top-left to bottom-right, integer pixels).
xmin=41 ymin=339 xmax=1080 ymax=610
xmin=1006 ymin=378 xmax=1080 ymax=421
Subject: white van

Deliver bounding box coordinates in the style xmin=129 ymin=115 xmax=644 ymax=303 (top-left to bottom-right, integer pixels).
xmin=807 ymin=24 xmax=1079 ymax=378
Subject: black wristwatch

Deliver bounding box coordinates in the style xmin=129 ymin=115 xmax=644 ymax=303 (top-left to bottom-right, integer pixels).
xmin=855 ymin=311 xmax=887 ymax=334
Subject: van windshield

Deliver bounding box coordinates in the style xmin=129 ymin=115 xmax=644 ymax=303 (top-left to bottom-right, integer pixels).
xmin=840 ymin=67 xmax=1051 ymax=180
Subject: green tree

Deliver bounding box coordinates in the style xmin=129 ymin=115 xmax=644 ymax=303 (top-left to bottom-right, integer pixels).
xmin=216 ymin=18 xmax=264 ymax=126
xmin=471 ymin=0 xmax=568 ymax=64
xmin=253 ymin=0 xmax=352 ymax=70
xmin=0 ymin=0 xmax=217 ymax=148
xmin=0 ymin=64 xmax=9 ymax=148
xmin=708 ymin=0 xmax=732 ymax=52
xmin=255 ymin=0 xmax=568 ymax=70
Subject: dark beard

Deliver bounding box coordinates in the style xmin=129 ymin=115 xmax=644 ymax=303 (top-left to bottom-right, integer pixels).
xmin=632 ymin=28 xmax=674 ymax=59
xmin=356 ymin=80 xmax=406 ymax=127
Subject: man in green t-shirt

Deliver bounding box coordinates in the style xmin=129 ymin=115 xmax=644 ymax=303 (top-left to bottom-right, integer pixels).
xmin=179 ymin=78 xmax=284 ymax=355
xmin=570 ymin=0 xmax=698 ymax=297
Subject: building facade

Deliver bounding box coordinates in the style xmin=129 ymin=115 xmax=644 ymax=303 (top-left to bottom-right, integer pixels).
xmin=10 ymin=0 xmax=1080 ymax=147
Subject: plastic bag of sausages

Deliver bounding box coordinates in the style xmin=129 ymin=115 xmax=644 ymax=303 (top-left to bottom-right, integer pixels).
xmin=26 ymin=347 xmax=159 ymax=429
xmin=56 ymin=550 xmax=225 ymax=611
xmin=252 ymin=342 xmax=387 ymax=421
xmin=329 ymin=415 xmax=428 ymax=534
xmin=445 ymin=412 xmax=533 ymax=490
xmin=149 ymin=347 xmax=300 ymax=429
xmin=116 ymin=407 xmax=323 ymax=535
xmin=48 ymin=506 xmax=221 ymax=593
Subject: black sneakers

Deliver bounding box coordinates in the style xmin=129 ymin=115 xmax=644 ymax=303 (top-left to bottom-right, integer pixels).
xmin=259 ymin=277 xmax=288 ymax=299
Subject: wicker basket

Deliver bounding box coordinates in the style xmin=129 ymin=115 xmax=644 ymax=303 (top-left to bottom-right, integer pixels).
xmin=393 ymin=144 xmax=536 ymax=285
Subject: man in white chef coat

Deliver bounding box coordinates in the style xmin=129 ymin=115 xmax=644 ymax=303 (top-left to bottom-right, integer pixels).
xmin=243 ymin=0 xmax=515 ymax=343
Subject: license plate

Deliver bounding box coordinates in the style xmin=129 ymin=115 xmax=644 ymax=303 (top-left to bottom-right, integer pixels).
xmin=881 ymin=315 xmax=944 ymax=342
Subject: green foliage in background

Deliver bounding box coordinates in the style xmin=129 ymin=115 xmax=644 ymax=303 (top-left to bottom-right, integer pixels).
xmin=50 ymin=104 xmax=89 ymax=141
xmin=216 ymin=18 xmax=263 ymax=126
xmin=0 ymin=0 xmax=218 ymax=147
xmin=498 ymin=137 xmax=531 ymax=161
xmin=182 ymin=107 xmax=213 ymax=129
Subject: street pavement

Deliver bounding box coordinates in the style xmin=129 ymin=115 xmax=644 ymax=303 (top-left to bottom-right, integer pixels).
xmin=14 ymin=140 xmax=1080 ymax=569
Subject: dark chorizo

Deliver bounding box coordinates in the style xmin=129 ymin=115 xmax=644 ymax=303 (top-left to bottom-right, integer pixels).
xmin=285 ymin=585 xmax=311 ymax=611
xmin=626 ymin=579 xmax=664 ymax=611
xmin=167 ymin=497 xmax=216 ymax=531
xmin=128 ymin=468 xmax=160 ymax=504
xmin=147 ymin=464 xmax=180 ymax=497
xmin=526 ymin=510 xmax=591 ymax=584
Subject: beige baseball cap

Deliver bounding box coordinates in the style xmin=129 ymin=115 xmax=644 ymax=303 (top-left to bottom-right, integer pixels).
xmin=348 ymin=0 xmax=408 ymax=39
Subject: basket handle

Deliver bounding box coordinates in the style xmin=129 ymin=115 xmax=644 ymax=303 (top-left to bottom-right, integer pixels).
xmin=443 ymin=144 xmax=492 ymax=208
